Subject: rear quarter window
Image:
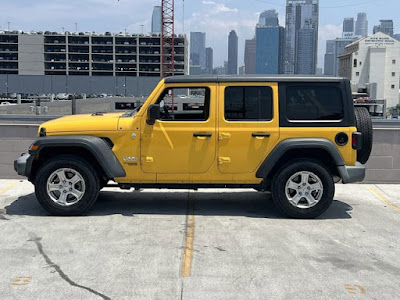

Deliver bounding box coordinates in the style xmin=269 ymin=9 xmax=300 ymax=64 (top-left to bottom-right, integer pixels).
xmin=286 ymin=86 xmax=344 ymax=121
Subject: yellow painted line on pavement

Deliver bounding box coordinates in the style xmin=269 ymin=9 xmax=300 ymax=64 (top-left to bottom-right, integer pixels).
xmin=0 ymin=182 xmax=17 ymax=196
xmin=368 ymin=186 xmax=400 ymax=212
xmin=180 ymin=191 xmax=195 ymax=277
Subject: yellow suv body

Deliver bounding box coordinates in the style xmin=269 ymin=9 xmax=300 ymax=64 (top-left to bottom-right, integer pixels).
xmin=15 ymin=76 xmax=372 ymax=218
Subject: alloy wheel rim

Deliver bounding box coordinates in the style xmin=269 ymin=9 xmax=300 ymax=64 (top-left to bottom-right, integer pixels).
xmin=46 ymin=168 xmax=86 ymax=206
xmin=285 ymin=171 xmax=323 ymax=209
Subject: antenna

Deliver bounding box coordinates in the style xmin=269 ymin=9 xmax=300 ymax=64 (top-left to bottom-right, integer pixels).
xmin=75 ymin=22 xmax=78 ymax=32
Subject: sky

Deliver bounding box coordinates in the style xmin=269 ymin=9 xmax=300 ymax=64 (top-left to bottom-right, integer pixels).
xmin=0 ymin=0 xmax=399 ymax=69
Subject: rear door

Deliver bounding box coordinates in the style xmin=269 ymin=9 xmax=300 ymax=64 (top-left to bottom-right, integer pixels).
xmin=217 ymin=82 xmax=280 ymax=174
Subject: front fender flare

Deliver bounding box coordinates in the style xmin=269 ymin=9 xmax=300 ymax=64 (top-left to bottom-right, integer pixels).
xmin=29 ymin=136 xmax=126 ymax=179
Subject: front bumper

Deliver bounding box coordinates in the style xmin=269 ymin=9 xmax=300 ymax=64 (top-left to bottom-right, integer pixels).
xmin=14 ymin=153 xmax=34 ymax=178
xmin=338 ymin=162 xmax=366 ymax=184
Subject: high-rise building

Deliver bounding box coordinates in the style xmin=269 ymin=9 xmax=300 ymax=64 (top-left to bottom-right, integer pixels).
xmin=151 ymin=6 xmax=162 ymax=34
xmin=285 ymin=0 xmax=319 ymax=75
xmin=228 ymin=30 xmax=238 ymax=75
xmin=205 ymin=47 xmax=213 ymax=74
xmin=296 ymin=25 xmax=316 ymax=75
xmin=244 ymin=38 xmax=256 ymax=74
xmin=190 ymin=32 xmax=206 ymax=69
xmin=355 ymin=13 xmax=368 ymax=37
xmin=324 ymin=40 xmax=335 ymax=75
xmin=256 ymin=23 xmax=285 ymax=74
xmin=343 ymin=18 xmax=355 ymax=38
xmin=324 ymin=38 xmax=357 ymax=76
xmin=373 ymin=20 xmax=394 ymax=37
xmin=258 ymin=10 xmax=279 ymax=27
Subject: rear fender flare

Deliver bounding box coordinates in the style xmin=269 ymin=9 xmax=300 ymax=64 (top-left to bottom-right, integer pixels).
xmin=256 ymin=138 xmax=345 ymax=178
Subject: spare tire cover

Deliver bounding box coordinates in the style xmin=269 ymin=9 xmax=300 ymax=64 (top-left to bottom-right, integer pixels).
xmin=354 ymin=107 xmax=373 ymax=164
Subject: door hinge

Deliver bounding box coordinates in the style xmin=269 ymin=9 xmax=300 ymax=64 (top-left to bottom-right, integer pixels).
xmin=218 ymin=157 xmax=231 ymax=165
xmin=219 ymin=132 xmax=231 ymax=140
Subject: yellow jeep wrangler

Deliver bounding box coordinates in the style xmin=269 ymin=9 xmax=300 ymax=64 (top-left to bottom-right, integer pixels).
xmin=14 ymin=76 xmax=372 ymax=218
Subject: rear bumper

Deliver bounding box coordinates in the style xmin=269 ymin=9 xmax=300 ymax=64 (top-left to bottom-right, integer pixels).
xmin=338 ymin=162 xmax=366 ymax=184
xmin=14 ymin=153 xmax=34 ymax=178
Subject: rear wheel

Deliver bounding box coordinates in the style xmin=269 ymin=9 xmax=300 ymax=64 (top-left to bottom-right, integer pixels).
xmin=271 ymin=160 xmax=334 ymax=219
xmin=354 ymin=107 xmax=373 ymax=164
xmin=34 ymin=155 xmax=100 ymax=215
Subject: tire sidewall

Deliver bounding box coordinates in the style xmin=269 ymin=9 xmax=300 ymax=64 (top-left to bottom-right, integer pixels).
xmin=272 ymin=160 xmax=334 ymax=219
xmin=35 ymin=155 xmax=100 ymax=215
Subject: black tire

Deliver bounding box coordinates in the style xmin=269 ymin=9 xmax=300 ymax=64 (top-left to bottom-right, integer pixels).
xmin=271 ymin=160 xmax=334 ymax=219
xmin=34 ymin=155 xmax=100 ymax=216
xmin=354 ymin=107 xmax=373 ymax=164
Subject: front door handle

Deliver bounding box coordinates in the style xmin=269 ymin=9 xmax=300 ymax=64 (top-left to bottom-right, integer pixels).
xmin=252 ymin=132 xmax=271 ymax=138
xmin=193 ymin=132 xmax=212 ymax=137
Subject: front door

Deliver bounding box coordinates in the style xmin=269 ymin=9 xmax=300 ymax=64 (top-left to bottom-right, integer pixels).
xmin=141 ymin=84 xmax=216 ymax=176
xmin=217 ymin=83 xmax=280 ymax=174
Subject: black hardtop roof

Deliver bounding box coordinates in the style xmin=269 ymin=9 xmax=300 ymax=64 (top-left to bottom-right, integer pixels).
xmin=164 ymin=75 xmax=346 ymax=84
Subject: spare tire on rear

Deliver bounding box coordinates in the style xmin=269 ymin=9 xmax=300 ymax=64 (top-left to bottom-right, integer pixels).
xmin=354 ymin=107 xmax=373 ymax=164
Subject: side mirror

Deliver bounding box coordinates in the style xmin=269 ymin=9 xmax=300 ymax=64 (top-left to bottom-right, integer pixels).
xmin=147 ymin=104 xmax=160 ymax=125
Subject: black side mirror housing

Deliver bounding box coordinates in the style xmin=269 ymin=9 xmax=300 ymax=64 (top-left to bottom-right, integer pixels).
xmin=147 ymin=104 xmax=160 ymax=125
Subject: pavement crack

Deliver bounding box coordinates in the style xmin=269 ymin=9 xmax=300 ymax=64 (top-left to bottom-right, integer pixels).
xmin=28 ymin=232 xmax=111 ymax=300
xmin=180 ymin=280 xmax=184 ymax=300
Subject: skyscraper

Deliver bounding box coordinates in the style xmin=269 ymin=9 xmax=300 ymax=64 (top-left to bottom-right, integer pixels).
xmin=285 ymin=0 xmax=319 ymax=75
xmin=256 ymin=11 xmax=285 ymax=75
xmin=373 ymin=20 xmax=394 ymax=37
xmin=258 ymin=9 xmax=279 ymax=27
xmin=190 ymin=32 xmax=206 ymax=69
xmin=355 ymin=13 xmax=368 ymax=37
xmin=205 ymin=47 xmax=213 ymax=74
xmin=324 ymin=40 xmax=335 ymax=76
xmin=324 ymin=38 xmax=356 ymax=76
xmin=244 ymin=38 xmax=256 ymax=74
xmin=151 ymin=6 xmax=162 ymax=34
xmin=228 ymin=30 xmax=238 ymax=75
xmin=342 ymin=18 xmax=355 ymax=38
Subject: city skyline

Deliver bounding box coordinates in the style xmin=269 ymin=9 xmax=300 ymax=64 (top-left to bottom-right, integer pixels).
xmin=1 ymin=0 xmax=399 ymax=68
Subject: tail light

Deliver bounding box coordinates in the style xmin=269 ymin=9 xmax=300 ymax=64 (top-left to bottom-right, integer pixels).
xmin=352 ymin=132 xmax=362 ymax=150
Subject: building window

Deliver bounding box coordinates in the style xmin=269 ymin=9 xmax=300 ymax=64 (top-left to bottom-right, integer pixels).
xmin=359 ymin=61 xmax=362 ymax=66
xmin=353 ymin=59 xmax=357 ymax=68
xmin=356 ymin=72 xmax=360 ymax=76
xmin=392 ymin=72 xmax=396 ymax=77
xmin=393 ymin=59 xmax=396 ymax=64
xmin=391 ymin=85 xmax=396 ymax=89
xmin=286 ymin=86 xmax=344 ymax=121
xmin=224 ymin=86 xmax=273 ymax=121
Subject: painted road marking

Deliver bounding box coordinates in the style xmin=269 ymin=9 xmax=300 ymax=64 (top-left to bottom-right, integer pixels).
xmin=11 ymin=276 xmax=32 ymax=286
xmin=180 ymin=190 xmax=195 ymax=277
xmin=368 ymin=186 xmax=400 ymax=212
xmin=0 ymin=182 xmax=17 ymax=196
xmin=345 ymin=284 xmax=366 ymax=294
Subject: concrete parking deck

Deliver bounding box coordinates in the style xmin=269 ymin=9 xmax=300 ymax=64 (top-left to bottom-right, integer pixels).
xmin=0 ymin=182 xmax=400 ymax=299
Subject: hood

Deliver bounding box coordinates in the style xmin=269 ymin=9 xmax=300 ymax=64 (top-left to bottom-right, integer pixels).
xmin=40 ymin=112 xmax=123 ymax=134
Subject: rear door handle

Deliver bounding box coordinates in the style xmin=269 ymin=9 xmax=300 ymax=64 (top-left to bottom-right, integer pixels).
xmin=252 ymin=132 xmax=270 ymax=138
xmin=193 ymin=132 xmax=212 ymax=137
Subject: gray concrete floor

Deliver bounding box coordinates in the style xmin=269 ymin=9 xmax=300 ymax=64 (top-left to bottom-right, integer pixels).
xmin=0 ymin=181 xmax=400 ymax=300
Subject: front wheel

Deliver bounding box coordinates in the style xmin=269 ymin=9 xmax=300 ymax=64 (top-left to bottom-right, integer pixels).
xmin=34 ymin=155 xmax=100 ymax=215
xmin=271 ymin=160 xmax=334 ymax=219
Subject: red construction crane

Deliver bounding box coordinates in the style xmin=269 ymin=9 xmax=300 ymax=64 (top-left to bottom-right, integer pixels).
xmin=161 ymin=0 xmax=175 ymax=78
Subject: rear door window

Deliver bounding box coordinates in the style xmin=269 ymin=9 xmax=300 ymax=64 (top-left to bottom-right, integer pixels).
xmin=224 ymin=86 xmax=273 ymax=121
xmin=286 ymin=86 xmax=344 ymax=121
